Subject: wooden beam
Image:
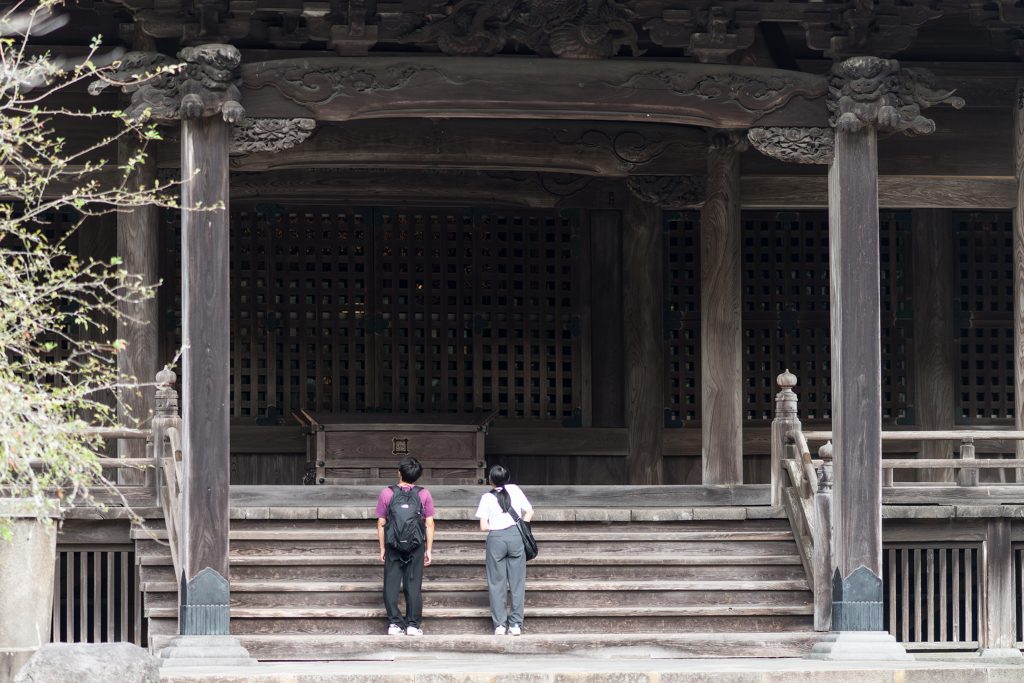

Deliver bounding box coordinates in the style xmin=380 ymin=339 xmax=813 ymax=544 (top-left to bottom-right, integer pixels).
xmin=116 ymin=131 xmax=159 ymax=485
xmin=589 ymin=210 xmax=625 ymax=429
xmin=161 ymin=120 xmax=710 ymax=177
xmin=180 ymin=115 xmax=232 ymax=584
xmin=829 ymin=125 xmax=884 ymax=630
xmin=240 ymin=58 xmax=828 ymax=128
xmin=911 ymin=209 xmax=956 ymax=483
xmin=622 ymin=192 xmax=664 ymax=485
xmin=702 ymin=135 xmax=743 ymax=486
xmin=740 ymin=176 xmax=1017 ymax=210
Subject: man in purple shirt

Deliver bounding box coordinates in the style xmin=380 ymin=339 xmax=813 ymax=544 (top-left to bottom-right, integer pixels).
xmin=375 ymin=456 xmax=435 ymax=636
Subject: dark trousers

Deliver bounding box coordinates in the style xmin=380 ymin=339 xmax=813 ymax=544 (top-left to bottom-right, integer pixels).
xmin=383 ymin=544 xmax=424 ymax=628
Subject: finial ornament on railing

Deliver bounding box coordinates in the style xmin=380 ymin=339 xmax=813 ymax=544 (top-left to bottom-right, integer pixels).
xmin=775 ymin=368 xmax=798 ymax=419
xmin=155 ymin=366 xmax=179 ymax=418
xmin=817 ymin=441 xmax=834 ymax=493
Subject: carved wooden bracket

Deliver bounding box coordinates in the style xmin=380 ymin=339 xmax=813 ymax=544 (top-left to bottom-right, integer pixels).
xmin=230 ymin=118 xmax=316 ymax=153
xmin=89 ymin=44 xmax=246 ymax=123
xmin=747 ymin=127 xmax=834 ymax=165
xmin=627 ymin=175 xmax=706 ymax=209
xmin=240 ymin=57 xmax=829 ymax=127
xmin=827 ymin=56 xmax=964 ymax=136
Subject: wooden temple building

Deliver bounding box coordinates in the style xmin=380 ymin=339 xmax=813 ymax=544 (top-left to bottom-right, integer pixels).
xmin=30 ymin=0 xmax=1024 ymax=662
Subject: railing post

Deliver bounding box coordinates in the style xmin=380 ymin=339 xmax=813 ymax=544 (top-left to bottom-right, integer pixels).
xmin=957 ymin=436 xmax=978 ymax=488
xmin=772 ymin=369 xmax=800 ymax=507
xmin=813 ymin=441 xmax=834 ymax=632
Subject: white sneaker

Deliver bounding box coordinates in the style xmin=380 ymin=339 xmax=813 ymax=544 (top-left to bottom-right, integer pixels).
xmin=406 ymin=626 xmax=424 ymax=636
xmin=388 ymin=624 xmax=403 ymax=636
xmin=494 ymin=626 xmax=506 ymax=636
xmin=508 ymin=625 xmax=522 ymax=636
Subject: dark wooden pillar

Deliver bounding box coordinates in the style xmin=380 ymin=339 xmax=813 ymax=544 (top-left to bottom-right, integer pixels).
xmin=590 ymin=210 xmax=625 ymax=429
xmin=828 ymin=125 xmax=884 ymax=631
xmin=116 ymin=132 xmax=159 ymax=484
xmin=623 ymin=193 xmax=663 ymax=484
xmin=911 ymin=209 xmax=955 ymax=482
xmin=78 ymin=213 xmax=118 ymax=447
xmin=702 ymin=133 xmax=744 ymax=486
xmin=1014 ymin=78 xmax=1024 ymax=472
xmin=180 ymin=113 xmax=231 ymax=596
xmin=982 ymin=518 xmax=1017 ymax=653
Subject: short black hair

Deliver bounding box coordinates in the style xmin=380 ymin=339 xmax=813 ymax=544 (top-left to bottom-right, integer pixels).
xmin=488 ymin=464 xmax=509 ymax=487
xmin=399 ymin=457 xmax=423 ymax=483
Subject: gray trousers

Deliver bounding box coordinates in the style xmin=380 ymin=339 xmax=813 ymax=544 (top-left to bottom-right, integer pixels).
xmin=485 ymin=526 xmax=526 ymax=628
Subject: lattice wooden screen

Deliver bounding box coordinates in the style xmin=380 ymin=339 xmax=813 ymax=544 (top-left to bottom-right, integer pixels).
xmin=953 ymin=212 xmax=1015 ymax=422
xmin=665 ymin=210 xmax=915 ymax=425
xmin=664 ymin=212 xmax=701 ymax=423
xmin=165 ymin=205 xmax=586 ymax=421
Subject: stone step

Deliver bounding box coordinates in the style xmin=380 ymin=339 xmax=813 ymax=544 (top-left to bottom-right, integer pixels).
xmin=141 ymin=562 xmax=809 ymax=584
xmin=148 ymin=632 xmax=821 ymax=660
xmin=139 ymin=553 xmax=803 ymax=567
xmin=140 ymin=579 xmax=811 ymax=593
xmin=134 ymin=528 xmax=795 ymax=542
xmin=147 ymin=614 xmax=815 ymax=637
xmin=144 ymin=589 xmax=812 ymax=611
xmin=145 ymin=604 xmax=815 ymax=620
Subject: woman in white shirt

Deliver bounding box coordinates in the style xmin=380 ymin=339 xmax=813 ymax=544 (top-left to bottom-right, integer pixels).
xmin=475 ymin=465 xmax=533 ymax=636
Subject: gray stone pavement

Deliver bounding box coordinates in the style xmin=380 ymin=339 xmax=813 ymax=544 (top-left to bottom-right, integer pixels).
xmin=160 ymin=656 xmax=1024 ymax=683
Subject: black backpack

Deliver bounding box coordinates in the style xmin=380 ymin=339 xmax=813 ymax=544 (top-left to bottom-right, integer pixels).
xmin=384 ymin=485 xmax=425 ymax=558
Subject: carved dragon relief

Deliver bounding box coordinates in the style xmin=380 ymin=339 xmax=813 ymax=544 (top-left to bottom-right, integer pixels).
xmin=827 ymin=56 xmax=964 ymax=135
xmin=242 ymin=63 xmax=459 ymax=110
xmin=747 ymin=127 xmax=834 ymax=164
xmin=627 ymin=175 xmax=705 ymax=209
xmin=400 ymin=0 xmax=644 ymax=58
xmin=616 ymin=70 xmax=826 ymax=120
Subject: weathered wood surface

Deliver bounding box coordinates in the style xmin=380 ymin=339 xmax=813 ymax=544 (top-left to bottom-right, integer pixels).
xmin=1014 ymin=78 xmax=1024 ymax=473
xmin=117 ymin=131 xmax=160 ymax=484
xmin=487 ymin=428 xmax=629 ymax=456
xmin=623 ymin=193 xmax=663 ymax=484
xmin=230 ymin=454 xmax=306 ymax=486
xmin=804 ymin=430 xmax=1024 ymax=441
xmin=829 ymin=126 xmax=883 ymax=585
xmin=56 ymin=520 xmax=132 ymax=545
xmin=912 ymin=209 xmax=956 ymax=483
xmin=180 ymin=115 xmax=232 ymax=582
xmin=590 ymin=210 xmax=625 ymax=429
xmin=241 ymin=58 xmax=828 ymax=128
xmin=702 ymin=138 xmax=743 ymax=486
xmin=882 ymin=487 xmax=1024 ymax=504
xmin=985 ymin=518 xmax=1015 ymax=649
xmin=229 ymin=484 xmax=771 ymax=507
xmin=323 ymin=431 xmax=477 ymax=460
xmin=881 ymin=459 xmax=1024 ymax=469
xmin=740 ymin=175 xmax=1017 ymax=210
xmin=163 ymin=120 xmax=709 ymax=177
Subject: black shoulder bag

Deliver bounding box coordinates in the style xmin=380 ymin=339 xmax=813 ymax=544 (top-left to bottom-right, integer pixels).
xmin=492 ymin=489 xmax=538 ymax=561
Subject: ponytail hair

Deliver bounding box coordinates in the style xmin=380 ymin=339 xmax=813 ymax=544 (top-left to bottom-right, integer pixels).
xmin=488 ymin=465 xmax=512 ymax=512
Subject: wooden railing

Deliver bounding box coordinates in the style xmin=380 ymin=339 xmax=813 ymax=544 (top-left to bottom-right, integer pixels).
xmin=43 ymin=369 xmax=185 ymax=650
xmin=774 ymin=369 xmax=1024 ymax=651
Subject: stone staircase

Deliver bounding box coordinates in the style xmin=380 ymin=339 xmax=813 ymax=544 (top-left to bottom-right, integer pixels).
xmin=137 ymin=507 xmax=817 ymax=659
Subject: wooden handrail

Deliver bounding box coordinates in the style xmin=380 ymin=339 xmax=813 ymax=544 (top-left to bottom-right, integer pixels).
xmin=882 ymin=459 xmax=1024 ymax=469
xmin=81 ymin=428 xmax=153 ymax=439
xmin=27 ymin=457 xmax=157 ymax=468
xmin=802 ymin=430 xmax=1024 ymax=441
